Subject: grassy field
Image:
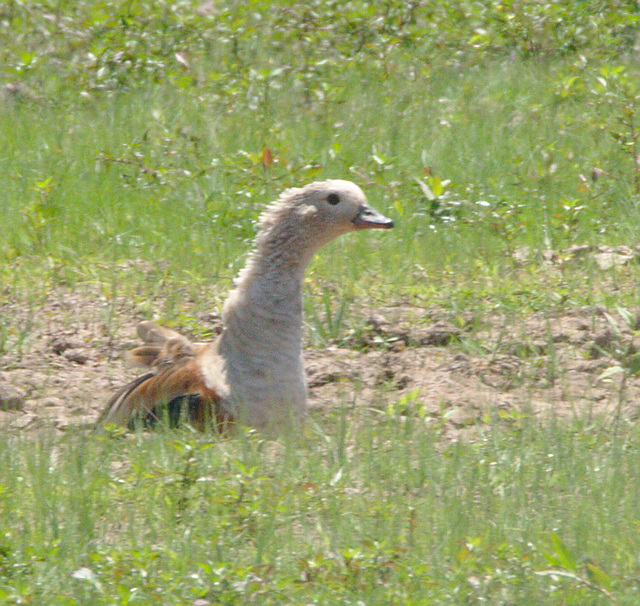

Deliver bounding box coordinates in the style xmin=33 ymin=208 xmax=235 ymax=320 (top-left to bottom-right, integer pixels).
xmin=2 ymin=1 xmax=640 ymax=603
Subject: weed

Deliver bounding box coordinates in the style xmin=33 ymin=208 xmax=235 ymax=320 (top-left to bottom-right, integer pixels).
xmin=307 ymin=287 xmax=349 ymax=346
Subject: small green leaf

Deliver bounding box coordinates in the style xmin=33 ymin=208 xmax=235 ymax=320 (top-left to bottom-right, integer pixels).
xmin=550 ymin=533 xmax=578 ymax=572
xmin=585 ymin=561 xmax=612 ymax=589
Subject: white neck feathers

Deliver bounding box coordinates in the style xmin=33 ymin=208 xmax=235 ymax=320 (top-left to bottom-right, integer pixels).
xmin=214 ymin=194 xmax=322 ymax=429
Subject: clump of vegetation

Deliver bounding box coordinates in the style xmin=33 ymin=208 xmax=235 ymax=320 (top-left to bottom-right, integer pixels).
xmin=0 ymin=413 xmax=639 ymax=603
xmin=2 ymin=1 xmax=640 ymax=287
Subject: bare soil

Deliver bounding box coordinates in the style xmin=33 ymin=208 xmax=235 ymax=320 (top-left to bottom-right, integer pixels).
xmin=1 ymin=287 xmax=639 ymax=433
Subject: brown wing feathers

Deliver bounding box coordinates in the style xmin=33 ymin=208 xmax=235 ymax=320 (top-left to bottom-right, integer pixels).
xmin=98 ymin=323 xmax=231 ymax=432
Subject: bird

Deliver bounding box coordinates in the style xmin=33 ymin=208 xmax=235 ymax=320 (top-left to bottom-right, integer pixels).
xmin=96 ymin=179 xmax=394 ymax=433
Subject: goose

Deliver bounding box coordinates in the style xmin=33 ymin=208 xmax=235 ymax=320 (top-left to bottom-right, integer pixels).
xmin=97 ymin=180 xmax=394 ymax=433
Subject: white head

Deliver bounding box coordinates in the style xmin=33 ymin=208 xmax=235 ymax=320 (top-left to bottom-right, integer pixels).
xmin=257 ymin=179 xmax=394 ymax=254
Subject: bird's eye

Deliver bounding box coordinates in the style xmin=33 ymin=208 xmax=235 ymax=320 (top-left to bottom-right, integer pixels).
xmin=327 ymin=193 xmax=340 ymax=205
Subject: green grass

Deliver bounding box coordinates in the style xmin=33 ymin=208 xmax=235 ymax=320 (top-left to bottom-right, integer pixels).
xmin=2 ymin=3 xmax=640 ymax=298
xmin=3 ymin=0 xmax=640 ymax=602
xmin=1 ymin=412 xmax=639 ymax=604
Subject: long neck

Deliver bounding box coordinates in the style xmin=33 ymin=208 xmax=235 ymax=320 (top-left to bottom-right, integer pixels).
xmin=220 ymin=226 xmax=314 ymax=371
xmin=223 ymin=256 xmax=304 ymax=343
xmin=224 ymin=215 xmax=323 ymax=325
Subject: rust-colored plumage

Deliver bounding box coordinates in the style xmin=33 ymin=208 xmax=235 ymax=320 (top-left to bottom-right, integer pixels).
xmin=98 ymin=322 xmax=231 ymax=431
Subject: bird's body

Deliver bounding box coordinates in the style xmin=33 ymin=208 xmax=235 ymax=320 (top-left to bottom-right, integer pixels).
xmin=97 ymin=180 xmax=393 ymax=433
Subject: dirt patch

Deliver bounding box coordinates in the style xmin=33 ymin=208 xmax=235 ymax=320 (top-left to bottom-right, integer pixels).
xmin=1 ymin=288 xmax=638 ymax=433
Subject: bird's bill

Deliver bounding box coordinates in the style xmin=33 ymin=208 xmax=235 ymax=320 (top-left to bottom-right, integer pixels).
xmin=352 ymin=205 xmax=395 ymax=230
